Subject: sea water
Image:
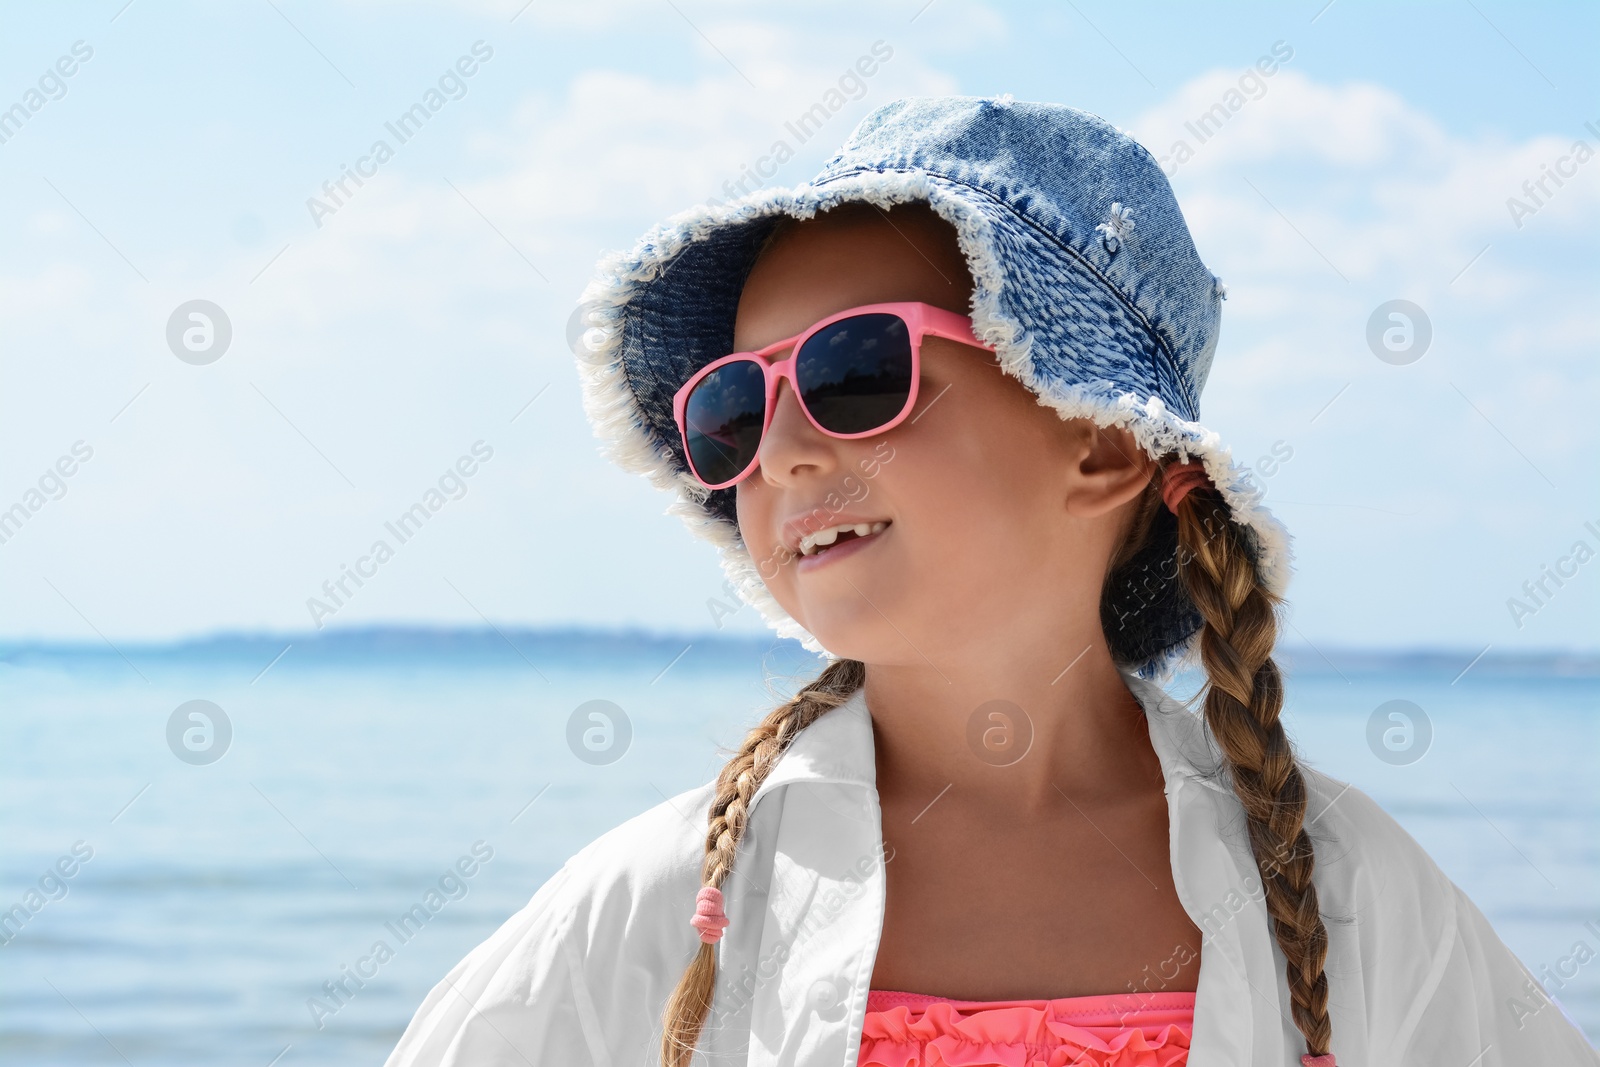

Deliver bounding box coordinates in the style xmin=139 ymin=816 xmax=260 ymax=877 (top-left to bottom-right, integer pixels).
xmin=1 ymin=631 xmax=1595 ymax=1064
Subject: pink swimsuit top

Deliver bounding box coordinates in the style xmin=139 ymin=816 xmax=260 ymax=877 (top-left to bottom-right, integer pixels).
xmin=859 ymin=988 xmax=1194 ymax=1067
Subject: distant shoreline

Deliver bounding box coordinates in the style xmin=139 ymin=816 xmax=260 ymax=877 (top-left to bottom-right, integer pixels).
xmin=1 ymin=625 xmax=1595 ymax=677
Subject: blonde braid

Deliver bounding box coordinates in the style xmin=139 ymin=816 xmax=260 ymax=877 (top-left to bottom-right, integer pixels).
xmin=1167 ymin=470 xmax=1334 ymax=1058
xmin=660 ymin=657 xmax=867 ymax=1067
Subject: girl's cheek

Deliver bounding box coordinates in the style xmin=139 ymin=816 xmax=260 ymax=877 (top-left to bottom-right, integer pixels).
xmin=858 ymin=439 xmax=896 ymax=477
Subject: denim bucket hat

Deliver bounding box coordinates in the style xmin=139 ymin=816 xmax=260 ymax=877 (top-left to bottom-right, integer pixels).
xmin=573 ymin=93 xmax=1291 ymax=680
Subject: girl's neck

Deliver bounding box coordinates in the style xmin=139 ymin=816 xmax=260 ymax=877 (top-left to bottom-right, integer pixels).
xmin=864 ymin=637 xmax=1162 ymax=817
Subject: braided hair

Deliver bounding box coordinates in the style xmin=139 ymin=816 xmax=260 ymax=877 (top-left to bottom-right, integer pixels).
xmin=659 ymin=658 xmax=865 ymax=1067
xmin=1108 ymin=460 xmax=1335 ymax=1059
xmin=1161 ymin=468 xmax=1334 ymax=1057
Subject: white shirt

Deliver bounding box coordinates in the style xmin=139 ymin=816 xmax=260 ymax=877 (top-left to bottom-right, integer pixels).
xmin=383 ymin=673 xmax=1599 ymax=1066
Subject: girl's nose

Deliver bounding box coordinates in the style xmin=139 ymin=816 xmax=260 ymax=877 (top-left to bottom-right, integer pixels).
xmin=755 ymin=376 xmax=837 ymax=485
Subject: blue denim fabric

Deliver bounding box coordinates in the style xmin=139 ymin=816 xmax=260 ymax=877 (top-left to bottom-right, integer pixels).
xmin=810 ymin=96 xmax=1220 ymax=419
xmin=576 ymin=94 xmax=1288 ymax=678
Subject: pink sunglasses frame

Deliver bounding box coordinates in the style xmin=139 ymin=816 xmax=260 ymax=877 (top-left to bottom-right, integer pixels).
xmin=672 ymin=300 xmax=996 ymax=490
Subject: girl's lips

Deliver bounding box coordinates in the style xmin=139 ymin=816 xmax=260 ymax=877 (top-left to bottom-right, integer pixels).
xmin=795 ymin=523 xmax=889 ymax=574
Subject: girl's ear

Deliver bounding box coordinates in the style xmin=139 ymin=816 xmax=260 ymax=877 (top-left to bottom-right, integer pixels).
xmin=1062 ymin=422 xmax=1155 ymax=519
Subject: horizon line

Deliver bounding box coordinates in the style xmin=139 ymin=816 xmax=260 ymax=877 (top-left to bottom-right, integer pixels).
xmin=0 ymin=621 xmax=1595 ymax=666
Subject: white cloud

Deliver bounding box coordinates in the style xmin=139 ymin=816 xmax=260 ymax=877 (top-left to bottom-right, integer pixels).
xmin=1127 ymin=66 xmax=1599 ymax=396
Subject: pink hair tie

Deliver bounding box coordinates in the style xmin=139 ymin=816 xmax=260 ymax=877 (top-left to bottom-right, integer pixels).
xmin=690 ymin=885 xmax=729 ymax=944
xmin=1301 ymin=1055 xmax=1337 ymax=1067
xmin=1161 ymin=460 xmax=1211 ymax=514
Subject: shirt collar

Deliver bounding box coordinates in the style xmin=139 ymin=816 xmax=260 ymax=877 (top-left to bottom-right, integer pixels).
xmin=746 ymin=669 xmax=1231 ymax=815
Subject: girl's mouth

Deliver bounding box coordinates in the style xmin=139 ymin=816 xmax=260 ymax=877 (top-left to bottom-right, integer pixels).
xmin=796 ymin=521 xmax=890 ymax=573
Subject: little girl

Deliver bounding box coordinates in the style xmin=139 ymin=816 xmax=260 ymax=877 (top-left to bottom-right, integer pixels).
xmin=385 ymin=96 xmax=1598 ymax=1066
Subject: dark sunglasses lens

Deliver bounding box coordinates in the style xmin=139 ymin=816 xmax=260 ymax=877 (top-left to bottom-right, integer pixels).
xmin=683 ymin=359 xmax=766 ymax=485
xmin=795 ymin=313 xmax=914 ymax=434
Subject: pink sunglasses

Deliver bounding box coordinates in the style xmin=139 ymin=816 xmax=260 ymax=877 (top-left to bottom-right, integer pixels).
xmin=671 ymin=301 xmax=995 ymax=490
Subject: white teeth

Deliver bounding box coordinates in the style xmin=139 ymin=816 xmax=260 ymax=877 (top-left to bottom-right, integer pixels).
xmin=798 ymin=520 xmax=889 ymax=556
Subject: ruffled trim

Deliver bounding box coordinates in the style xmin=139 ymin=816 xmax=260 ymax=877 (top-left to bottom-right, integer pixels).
xmin=859 ymin=990 xmax=1193 ymax=1067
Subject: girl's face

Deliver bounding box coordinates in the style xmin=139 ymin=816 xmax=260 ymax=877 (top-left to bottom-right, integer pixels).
xmin=732 ymin=203 xmax=1149 ymax=667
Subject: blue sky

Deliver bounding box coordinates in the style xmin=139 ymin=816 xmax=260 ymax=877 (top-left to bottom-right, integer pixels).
xmin=1 ymin=0 xmax=1596 ymax=651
